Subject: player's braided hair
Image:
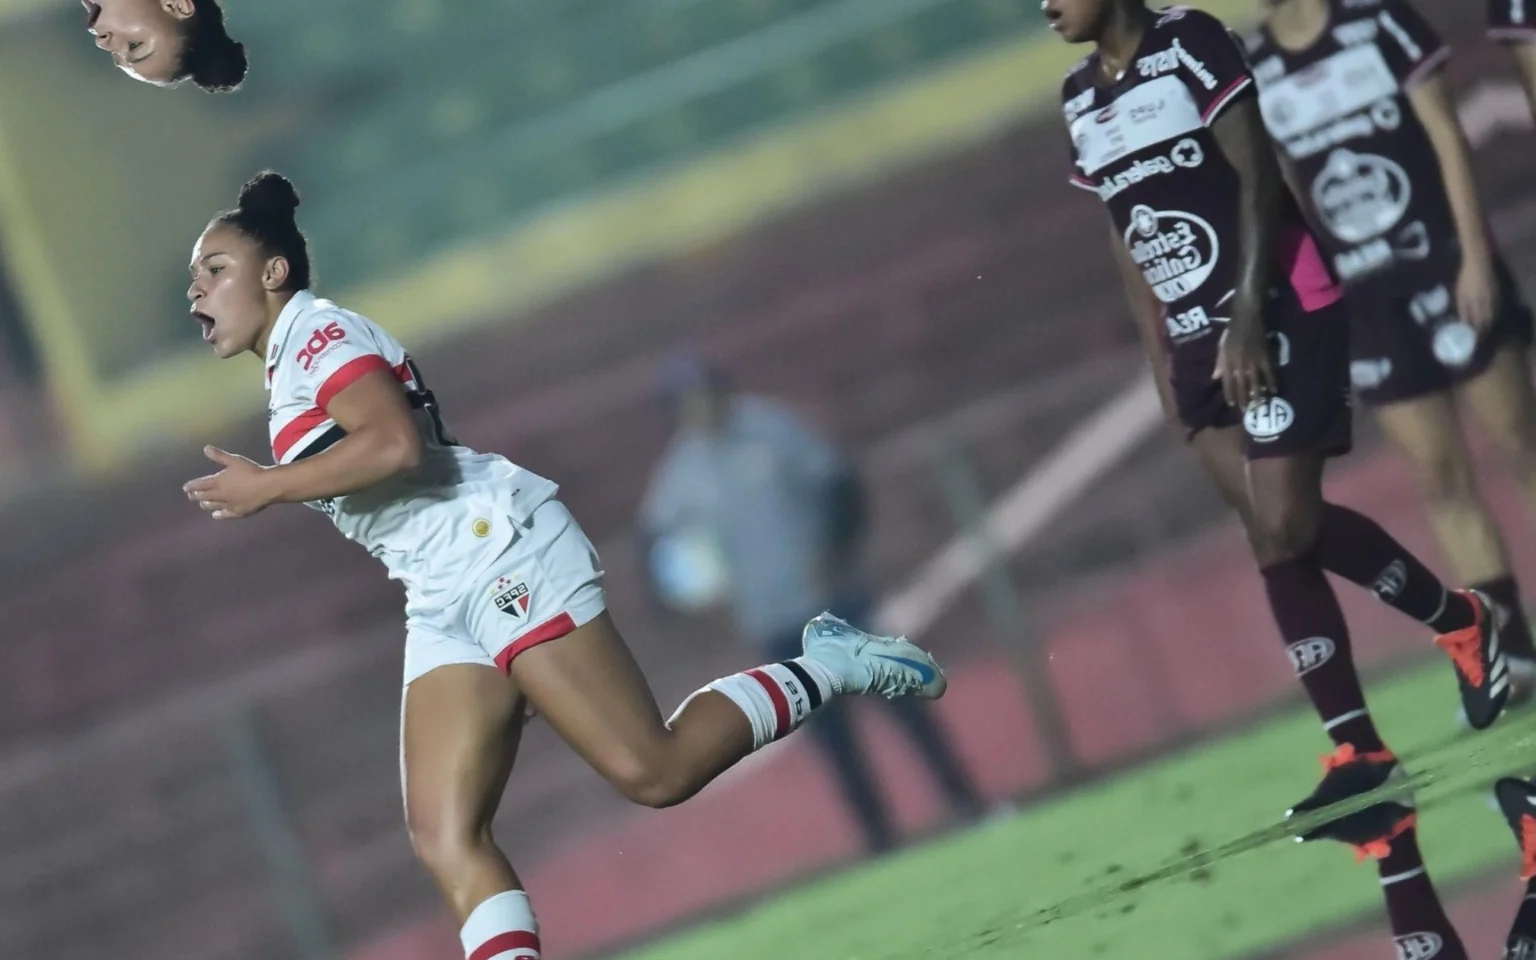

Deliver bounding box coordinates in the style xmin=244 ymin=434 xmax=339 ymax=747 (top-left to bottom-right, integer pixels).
xmin=219 ymin=171 xmax=313 ymax=291
xmin=174 ymin=0 xmax=247 ymax=93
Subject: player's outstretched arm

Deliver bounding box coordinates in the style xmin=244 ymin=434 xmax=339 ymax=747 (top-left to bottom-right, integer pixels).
xmin=184 ymin=368 xmax=421 ymax=518
xmin=1210 ymin=98 xmax=1281 ymax=408
xmin=1407 ymin=74 xmax=1499 ymax=330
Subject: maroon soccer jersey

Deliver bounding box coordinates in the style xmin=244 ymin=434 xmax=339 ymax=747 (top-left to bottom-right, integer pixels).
xmin=1063 ymin=6 xmax=1337 ymax=373
xmin=1247 ymin=0 xmax=1455 ymax=288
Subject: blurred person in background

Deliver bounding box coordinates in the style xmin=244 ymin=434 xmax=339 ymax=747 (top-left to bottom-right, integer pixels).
xmin=1488 ymin=1 xmax=1536 ymax=113
xmin=1249 ymin=0 xmax=1536 ymax=717
xmin=640 ymin=354 xmax=984 ymax=855
xmin=83 ymin=0 xmax=247 ymax=92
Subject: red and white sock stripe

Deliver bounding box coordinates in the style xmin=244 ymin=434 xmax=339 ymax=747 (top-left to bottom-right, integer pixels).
xmin=695 ymin=660 xmax=833 ymax=749
xmin=461 ymin=891 xmax=540 ymax=960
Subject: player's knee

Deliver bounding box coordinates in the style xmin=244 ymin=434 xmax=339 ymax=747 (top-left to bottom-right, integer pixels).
xmin=405 ymin=806 xmax=490 ymax=878
xmin=1251 ymin=502 xmax=1320 ymax=564
xmin=1410 ymin=449 xmax=1478 ymax=504
xmin=1485 ymin=415 xmax=1536 ymax=481
xmin=606 ymin=751 xmax=696 ymax=809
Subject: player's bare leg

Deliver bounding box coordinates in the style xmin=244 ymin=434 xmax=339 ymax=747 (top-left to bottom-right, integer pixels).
xmin=1456 ymin=346 xmax=1536 ymax=677
xmin=1189 ymin=431 xmax=1391 ymax=755
xmin=1253 ymin=443 xmax=1507 ymax=724
xmin=1462 ymin=346 xmax=1536 ymax=513
xmin=1193 ymin=428 xmax=1388 ymax=753
xmin=1372 ymin=386 xmax=1536 ymax=677
xmin=511 ymin=611 xmax=944 ymax=810
xmin=1515 ymin=43 xmax=1536 ymax=120
xmin=1374 ymin=393 xmax=1511 ymax=585
xmin=1222 ymin=439 xmax=1468 ymax=955
xmin=402 ymin=664 xmax=541 ymax=958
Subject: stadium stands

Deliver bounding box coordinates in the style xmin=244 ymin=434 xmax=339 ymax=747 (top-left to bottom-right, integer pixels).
xmin=231 ymin=0 xmax=1041 ymax=290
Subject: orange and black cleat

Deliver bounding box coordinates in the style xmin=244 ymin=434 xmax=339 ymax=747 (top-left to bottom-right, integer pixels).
xmin=1437 ymin=589 xmax=1510 ymax=731
xmin=1495 ymin=778 xmax=1536 ymax=882
xmin=1286 ymin=744 xmax=1415 ymax=861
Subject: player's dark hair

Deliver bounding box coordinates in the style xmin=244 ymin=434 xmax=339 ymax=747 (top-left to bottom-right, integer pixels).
xmin=218 ymin=171 xmax=312 ymax=291
xmin=174 ymin=0 xmax=247 ymax=93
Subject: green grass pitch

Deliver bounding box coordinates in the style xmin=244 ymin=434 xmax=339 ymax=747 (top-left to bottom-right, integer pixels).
xmin=611 ymin=659 xmax=1536 ymax=960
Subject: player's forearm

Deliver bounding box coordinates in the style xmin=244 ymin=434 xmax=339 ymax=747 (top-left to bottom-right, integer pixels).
xmin=1429 ymin=126 xmax=1491 ymax=266
xmin=1232 ymin=174 xmax=1280 ymax=322
xmin=1214 ymin=104 xmax=1280 ymax=321
xmin=265 ymin=427 xmax=422 ymax=504
xmin=1412 ymin=80 xmax=1492 ymax=266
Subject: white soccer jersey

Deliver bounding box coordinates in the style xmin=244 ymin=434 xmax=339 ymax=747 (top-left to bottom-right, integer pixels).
xmin=263 ymin=291 xmax=560 ymax=599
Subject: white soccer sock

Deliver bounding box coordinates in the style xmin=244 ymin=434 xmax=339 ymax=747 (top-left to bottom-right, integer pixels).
xmin=460 ymin=890 xmax=540 ymax=960
xmin=671 ymin=657 xmax=838 ymax=749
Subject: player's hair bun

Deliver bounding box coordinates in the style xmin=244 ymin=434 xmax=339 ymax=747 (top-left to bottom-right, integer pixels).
xmin=217 ymin=170 xmax=313 ymax=291
xmin=236 ymin=171 xmax=301 ymax=221
xmin=181 ymin=0 xmax=248 ymax=94
xmin=189 ymin=37 xmax=248 ymax=93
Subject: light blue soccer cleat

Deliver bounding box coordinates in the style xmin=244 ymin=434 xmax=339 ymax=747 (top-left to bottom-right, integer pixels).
xmin=801 ymin=612 xmax=948 ymax=700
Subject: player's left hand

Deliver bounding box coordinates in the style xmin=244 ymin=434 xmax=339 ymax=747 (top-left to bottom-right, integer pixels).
xmin=1457 ymin=257 xmax=1500 ymax=332
xmin=183 ymin=446 xmax=275 ymax=520
xmin=1214 ymin=314 xmax=1276 ymax=411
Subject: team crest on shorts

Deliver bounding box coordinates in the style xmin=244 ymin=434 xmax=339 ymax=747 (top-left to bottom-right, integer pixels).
xmin=1394 ymin=932 xmax=1443 ymax=960
xmin=491 ymin=576 xmax=531 ymax=619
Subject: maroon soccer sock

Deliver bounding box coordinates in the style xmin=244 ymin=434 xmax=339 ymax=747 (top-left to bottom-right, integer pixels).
xmin=1377 ymin=828 xmax=1467 ymax=960
xmin=1312 ymin=504 xmax=1475 ymax=634
xmin=1474 ymin=575 xmax=1536 ymax=660
xmin=1261 ymin=558 xmax=1386 ymax=753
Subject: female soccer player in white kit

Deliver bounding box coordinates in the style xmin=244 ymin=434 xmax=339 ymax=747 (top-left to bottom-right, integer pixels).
xmin=181 ymin=172 xmax=948 ymax=960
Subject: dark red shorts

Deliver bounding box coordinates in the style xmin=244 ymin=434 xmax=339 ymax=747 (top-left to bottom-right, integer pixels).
xmin=1346 ymin=255 xmax=1534 ymax=407
xmin=1490 ymin=0 xmax=1536 ymax=42
xmin=1173 ymin=289 xmax=1353 ymax=461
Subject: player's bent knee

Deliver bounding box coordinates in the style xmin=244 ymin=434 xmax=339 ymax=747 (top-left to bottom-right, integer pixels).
xmin=1252 ymin=505 xmax=1320 ymax=564
xmin=1487 ymin=419 xmax=1536 ymax=479
xmin=1411 ymin=452 xmax=1478 ymax=504
xmin=608 ymin=760 xmax=697 ymax=809
xmin=595 ymin=740 xmax=698 ymax=809
xmin=405 ymin=808 xmax=492 ymax=877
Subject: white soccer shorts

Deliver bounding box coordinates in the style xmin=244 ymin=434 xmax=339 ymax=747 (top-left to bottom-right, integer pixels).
xmin=402 ymin=498 xmax=608 ymax=686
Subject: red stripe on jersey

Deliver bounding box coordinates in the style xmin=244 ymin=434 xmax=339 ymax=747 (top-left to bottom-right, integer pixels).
xmin=494 ymin=612 xmax=578 ymax=675
xmin=1201 ymin=75 xmax=1252 ymax=125
xmin=747 ymin=668 xmax=792 ymax=740
xmin=316 ymin=354 xmax=392 ymax=410
xmin=468 ymin=930 xmax=541 ymax=960
xmin=272 ymin=406 xmax=329 ymax=461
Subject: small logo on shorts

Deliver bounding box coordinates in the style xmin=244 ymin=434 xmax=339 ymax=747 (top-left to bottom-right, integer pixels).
xmin=491 ymin=576 xmax=530 ymax=619
xmin=1244 ymin=397 xmax=1295 ymax=441
xmin=472 ymin=518 xmax=492 ymax=538
xmin=1432 ymin=321 xmax=1476 ymax=369
xmin=1508 ymin=935 xmax=1536 ymax=960
xmin=1351 ymin=358 xmax=1393 ymax=390
xmin=1394 ymin=932 xmax=1443 ymax=960
xmin=1286 ymin=637 xmax=1337 ymax=675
